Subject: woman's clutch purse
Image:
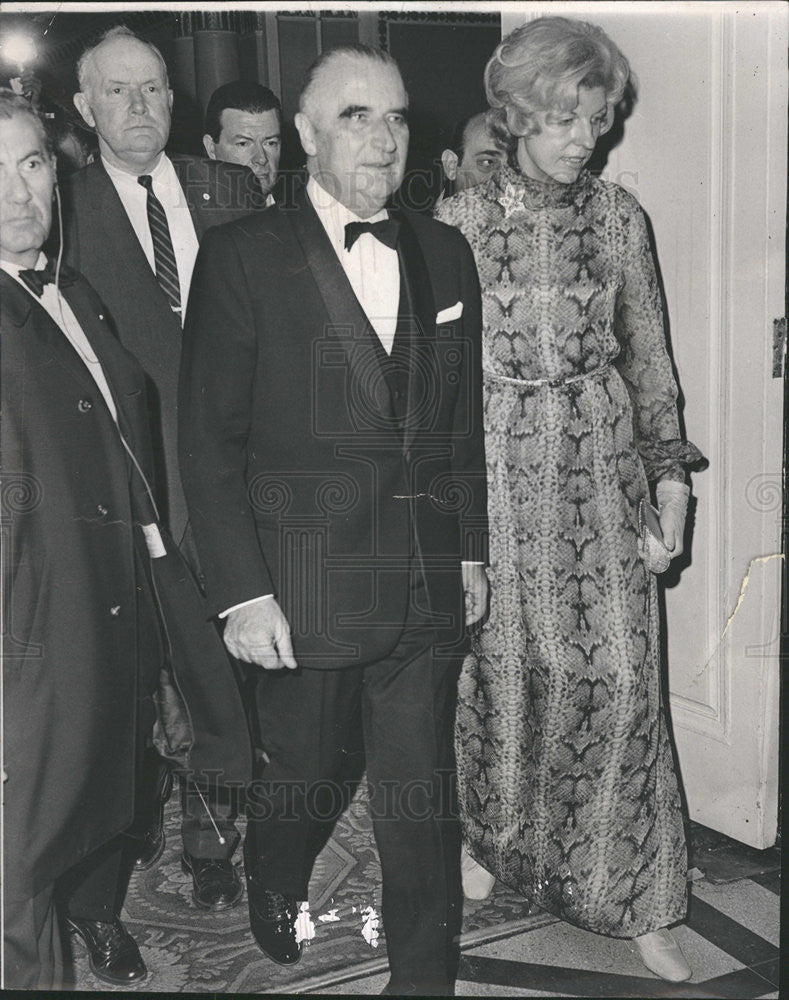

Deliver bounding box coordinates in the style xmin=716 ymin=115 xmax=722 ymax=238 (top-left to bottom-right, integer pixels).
xmin=637 ymin=497 xmax=671 ymax=574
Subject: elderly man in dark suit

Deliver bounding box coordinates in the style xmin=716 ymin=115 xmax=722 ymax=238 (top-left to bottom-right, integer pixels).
xmin=180 ymin=45 xmax=489 ymax=995
xmin=0 ymin=91 xmax=250 ymax=989
xmin=62 ymin=25 xmax=262 ymax=908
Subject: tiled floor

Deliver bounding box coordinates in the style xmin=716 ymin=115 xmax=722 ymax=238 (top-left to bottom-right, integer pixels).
xmin=314 ymin=826 xmax=781 ymax=998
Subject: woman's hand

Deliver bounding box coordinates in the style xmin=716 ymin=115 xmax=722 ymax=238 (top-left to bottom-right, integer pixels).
xmin=655 ymin=480 xmax=690 ymax=558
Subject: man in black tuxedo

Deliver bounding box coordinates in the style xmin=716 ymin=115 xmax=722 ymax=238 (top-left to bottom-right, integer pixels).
xmin=62 ymin=25 xmax=262 ymax=909
xmin=179 ymin=45 xmax=489 ymax=995
xmin=0 ymin=91 xmax=250 ymax=989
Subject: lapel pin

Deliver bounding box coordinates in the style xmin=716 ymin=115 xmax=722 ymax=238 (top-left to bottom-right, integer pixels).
xmin=202 ymin=192 xmax=210 ymax=201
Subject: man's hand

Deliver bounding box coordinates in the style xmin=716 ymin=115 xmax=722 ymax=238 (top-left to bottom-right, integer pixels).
xmin=462 ymin=563 xmax=489 ymax=628
xmin=223 ymin=599 xmax=297 ymax=670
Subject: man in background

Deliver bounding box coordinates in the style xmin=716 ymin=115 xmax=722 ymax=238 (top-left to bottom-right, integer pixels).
xmin=438 ymin=110 xmax=505 ymax=201
xmin=203 ymin=81 xmax=282 ymax=205
xmin=63 ymin=24 xmax=260 ymax=916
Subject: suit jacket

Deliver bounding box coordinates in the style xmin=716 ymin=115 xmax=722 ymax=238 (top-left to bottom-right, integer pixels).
xmin=1 ymin=270 xmax=251 ymax=897
xmin=179 ymin=185 xmax=488 ymax=668
xmin=62 ymin=154 xmax=264 ymax=543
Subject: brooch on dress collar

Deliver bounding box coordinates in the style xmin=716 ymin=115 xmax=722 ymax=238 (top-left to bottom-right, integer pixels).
xmin=499 ymin=182 xmax=525 ymax=220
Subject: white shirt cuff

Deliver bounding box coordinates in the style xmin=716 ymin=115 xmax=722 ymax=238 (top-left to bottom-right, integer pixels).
xmin=218 ymin=594 xmax=273 ymax=619
xmin=219 ymin=567 xmax=483 ymax=618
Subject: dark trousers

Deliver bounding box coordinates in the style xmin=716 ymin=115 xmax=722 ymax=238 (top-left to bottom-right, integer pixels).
xmin=180 ymin=776 xmax=240 ymax=858
xmin=244 ymin=603 xmax=464 ymax=995
xmin=129 ymin=745 xmax=242 ymax=862
xmin=125 ymin=746 xmax=241 ymax=861
xmin=59 ymin=836 xmax=126 ymax=922
xmin=130 ymin=666 xmax=253 ymax=862
xmin=3 ymin=882 xmax=63 ymax=990
xmin=58 ymin=694 xmax=157 ymax=935
xmin=4 ymin=836 xmax=127 ymax=990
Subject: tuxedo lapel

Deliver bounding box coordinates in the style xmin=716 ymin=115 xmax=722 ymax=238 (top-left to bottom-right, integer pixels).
xmin=288 ymin=186 xmax=395 ymax=427
xmin=1 ymin=273 xmax=118 ymax=424
xmin=394 ymin=213 xmax=438 ymax=454
xmin=0 ymin=270 xmax=34 ymax=327
xmin=1 ymin=272 xmax=138 ymax=453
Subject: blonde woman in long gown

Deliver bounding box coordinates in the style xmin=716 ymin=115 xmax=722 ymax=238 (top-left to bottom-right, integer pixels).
xmin=436 ymin=16 xmax=705 ymax=983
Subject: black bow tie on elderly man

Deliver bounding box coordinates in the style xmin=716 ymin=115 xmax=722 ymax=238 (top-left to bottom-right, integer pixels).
xmin=18 ymin=259 xmax=78 ymax=297
xmin=344 ymin=217 xmax=401 ymax=252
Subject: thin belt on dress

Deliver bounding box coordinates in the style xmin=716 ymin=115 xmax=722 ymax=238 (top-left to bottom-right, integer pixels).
xmin=483 ymin=361 xmax=611 ymax=389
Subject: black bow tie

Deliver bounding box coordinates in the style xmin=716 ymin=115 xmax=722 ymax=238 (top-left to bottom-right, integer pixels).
xmin=344 ymin=217 xmax=401 ymax=252
xmin=18 ymin=259 xmax=78 ymax=298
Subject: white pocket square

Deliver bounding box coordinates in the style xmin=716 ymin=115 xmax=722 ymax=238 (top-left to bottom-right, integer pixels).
xmin=436 ymin=301 xmax=463 ymax=324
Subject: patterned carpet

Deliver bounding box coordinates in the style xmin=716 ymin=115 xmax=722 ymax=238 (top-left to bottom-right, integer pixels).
xmin=69 ymin=782 xmax=554 ymax=993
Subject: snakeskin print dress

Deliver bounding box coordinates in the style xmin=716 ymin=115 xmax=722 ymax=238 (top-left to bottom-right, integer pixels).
xmin=435 ymin=164 xmax=703 ymax=937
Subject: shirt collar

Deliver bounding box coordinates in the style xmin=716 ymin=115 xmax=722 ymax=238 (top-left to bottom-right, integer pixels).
xmin=1 ymin=250 xmax=48 ymax=279
xmin=306 ymin=175 xmax=388 ymax=248
xmin=102 ymin=150 xmax=166 ymax=184
xmin=103 ymin=152 xmax=189 ymax=210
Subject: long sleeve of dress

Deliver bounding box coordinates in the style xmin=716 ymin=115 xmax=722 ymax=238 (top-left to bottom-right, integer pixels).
xmin=613 ymin=199 xmax=704 ymax=482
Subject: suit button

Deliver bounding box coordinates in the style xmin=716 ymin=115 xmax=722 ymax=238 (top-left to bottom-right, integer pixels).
xmin=110 ymin=605 xmax=121 ymax=617
xmin=78 ymin=397 xmax=93 ymax=413
xmin=96 ymin=504 xmax=108 ymax=517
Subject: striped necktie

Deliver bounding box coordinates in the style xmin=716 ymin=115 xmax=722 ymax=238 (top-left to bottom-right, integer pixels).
xmin=137 ymin=174 xmax=182 ymax=316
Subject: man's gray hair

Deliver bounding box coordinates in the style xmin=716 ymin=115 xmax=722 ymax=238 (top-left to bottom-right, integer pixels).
xmin=0 ymin=89 xmax=54 ymax=156
xmin=299 ymin=44 xmax=401 ymax=118
xmin=77 ymin=25 xmax=169 ymax=93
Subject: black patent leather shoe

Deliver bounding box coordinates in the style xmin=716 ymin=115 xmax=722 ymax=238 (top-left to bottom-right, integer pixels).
xmin=181 ymin=852 xmax=243 ymax=910
xmin=66 ymin=916 xmax=147 ymax=985
xmin=247 ymin=877 xmax=302 ymax=966
xmin=132 ymin=764 xmax=173 ymax=872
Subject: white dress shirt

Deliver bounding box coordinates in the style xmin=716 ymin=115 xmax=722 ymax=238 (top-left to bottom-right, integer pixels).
xmin=2 ymin=252 xmax=117 ymax=421
xmin=102 ymin=152 xmax=199 ymax=323
xmin=307 ymin=175 xmax=400 ymax=354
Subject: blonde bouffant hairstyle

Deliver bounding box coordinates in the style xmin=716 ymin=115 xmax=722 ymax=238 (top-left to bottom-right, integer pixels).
xmin=485 ymin=16 xmax=631 ymax=158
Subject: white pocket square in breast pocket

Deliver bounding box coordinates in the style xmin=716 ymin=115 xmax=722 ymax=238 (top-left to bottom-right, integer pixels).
xmin=435 ymin=301 xmax=463 ymax=324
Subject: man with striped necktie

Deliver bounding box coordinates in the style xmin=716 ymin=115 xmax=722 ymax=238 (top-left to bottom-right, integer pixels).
xmin=63 ymin=25 xmax=261 ymax=918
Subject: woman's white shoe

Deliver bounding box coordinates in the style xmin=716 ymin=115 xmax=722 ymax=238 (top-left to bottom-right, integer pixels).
xmin=461 ymin=846 xmax=496 ymax=900
xmin=633 ymin=928 xmax=692 ymax=982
